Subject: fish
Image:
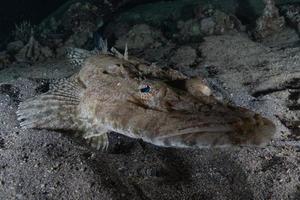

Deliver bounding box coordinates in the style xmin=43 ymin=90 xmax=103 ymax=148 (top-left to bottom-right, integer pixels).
xmin=16 ymin=41 xmax=276 ymax=150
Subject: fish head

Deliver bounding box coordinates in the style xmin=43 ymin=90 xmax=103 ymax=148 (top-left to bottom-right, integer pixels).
xmin=80 ymin=54 xmax=208 ymax=110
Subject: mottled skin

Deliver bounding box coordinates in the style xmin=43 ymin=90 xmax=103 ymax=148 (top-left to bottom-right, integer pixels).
xmin=17 ymin=51 xmax=276 ymax=150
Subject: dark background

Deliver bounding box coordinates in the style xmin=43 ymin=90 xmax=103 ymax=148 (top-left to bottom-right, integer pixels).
xmin=0 ymin=0 xmax=66 ymax=44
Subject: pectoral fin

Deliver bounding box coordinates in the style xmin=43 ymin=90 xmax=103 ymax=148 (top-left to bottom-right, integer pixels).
xmin=17 ymin=75 xmax=84 ymax=131
xmin=83 ymin=131 xmax=109 ymax=151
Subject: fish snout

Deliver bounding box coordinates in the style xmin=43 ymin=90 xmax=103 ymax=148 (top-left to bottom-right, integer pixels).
xmin=249 ymin=115 xmax=276 ymax=145
xmin=229 ymin=113 xmax=276 ymax=146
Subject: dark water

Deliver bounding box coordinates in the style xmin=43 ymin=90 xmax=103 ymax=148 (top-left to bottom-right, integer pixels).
xmin=0 ymin=0 xmax=65 ymax=48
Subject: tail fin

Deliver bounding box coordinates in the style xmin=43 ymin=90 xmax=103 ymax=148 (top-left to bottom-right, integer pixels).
xmin=17 ymin=76 xmax=84 ymax=131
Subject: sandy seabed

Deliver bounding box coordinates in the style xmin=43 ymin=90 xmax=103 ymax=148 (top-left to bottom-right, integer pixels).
xmin=0 ymin=30 xmax=299 ymax=200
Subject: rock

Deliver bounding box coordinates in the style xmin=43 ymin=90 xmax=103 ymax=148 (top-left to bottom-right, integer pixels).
xmin=6 ymin=41 xmax=24 ymax=54
xmin=213 ymin=10 xmax=236 ymax=34
xmin=142 ymin=43 xmax=175 ymax=66
xmin=169 ymin=46 xmax=197 ymax=69
xmin=176 ymin=9 xmax=240 ymax=42
xmin=200 ymin=17 xmax=216 ymax=35
xmin=61 ymin=2 xmax=103 ymax=34
xmin=177 ymin=19 xmax=203 ymax=42
xmin=56 ymin=2 xmax=104 ymax=49
xmin=104 ymin=21 xmax=131 ymax=42
xmin=115 ymin=24 xmax=166 ymax=50
xmin=114 ymin=0 xmax=237 ymax=27
xmin=40 ymin=46 xmax=53 ymax=58
xmin=107 ymin=0 xmax=238 ymax=40
xmin=259 ymin=27 xmax=299 ymax=48
xmin=252 ymin=0 xmax=285 ymax=40
xmin=64 ymin=31 xmax=91 ymax=48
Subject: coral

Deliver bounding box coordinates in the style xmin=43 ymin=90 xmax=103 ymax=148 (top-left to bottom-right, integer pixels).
xmin=252 ymin=0 xmax=285 ymax=40
xmin=13 ymin=21 xmax=36 ymax=43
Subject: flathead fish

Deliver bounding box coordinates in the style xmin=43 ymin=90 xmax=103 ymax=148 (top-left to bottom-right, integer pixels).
xmin=17 ymin=44 xmax=275 ymax=150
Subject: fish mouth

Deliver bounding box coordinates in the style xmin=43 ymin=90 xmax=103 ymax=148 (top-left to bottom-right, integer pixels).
xmin=215 ymin=115 xmax=276 ymax=147
xmin=238 ymin=115 xmax=276 ymax=146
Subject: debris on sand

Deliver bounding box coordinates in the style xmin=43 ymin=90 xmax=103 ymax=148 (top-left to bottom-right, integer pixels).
xmin=252 ymin=0 xmax=285 ymax=40
xmin=15 ymin=36 xmax=53 ymax=63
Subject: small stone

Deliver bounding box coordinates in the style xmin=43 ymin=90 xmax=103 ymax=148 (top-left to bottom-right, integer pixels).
xmin=16 ymin=36 xmax=53 ymax=62
xmin=0 ymin=51 xmax=10 ymax=70
xmin=200 ymin=17 xmax=215 ymax=35
xmin=40 ymin=46 xmax=53 ymax=58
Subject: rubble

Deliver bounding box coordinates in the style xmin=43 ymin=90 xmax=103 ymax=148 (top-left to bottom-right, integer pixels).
xmin=252 ymin=0 xmax=285 ymax=40
xmin=115 ymin=24 xmax=166 ymax=50
xmin=15 ymin=36 xmax=53 ymax=63
xmin=6 ymin=41 xmax=24 ymax=54
xmin=0 ymin=51 xmax=11 ymax=70
xmin=280 ymin=3 xmax=300 ymax=33
xmin=176 ymin=8 xmax=241 ymax=42
xmin=169 ymin=46 xmax=197 ymax=70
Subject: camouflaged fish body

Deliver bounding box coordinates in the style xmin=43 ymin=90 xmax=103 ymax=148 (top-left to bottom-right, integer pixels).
xmin=17 ymin=46 xmax=276 ymax=150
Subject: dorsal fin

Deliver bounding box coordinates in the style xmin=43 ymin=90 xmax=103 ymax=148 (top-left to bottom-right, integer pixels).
xmin=110 ymin=44 xmax=129 ymax=60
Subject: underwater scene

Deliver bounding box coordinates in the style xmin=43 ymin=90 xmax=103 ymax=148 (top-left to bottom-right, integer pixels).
xmin=0 ymin=0 xmax=299 ymax=199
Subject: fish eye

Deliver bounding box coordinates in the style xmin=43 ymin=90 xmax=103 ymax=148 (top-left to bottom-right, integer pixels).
xmin=140 ymin=85 xmax=151 ymax=93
